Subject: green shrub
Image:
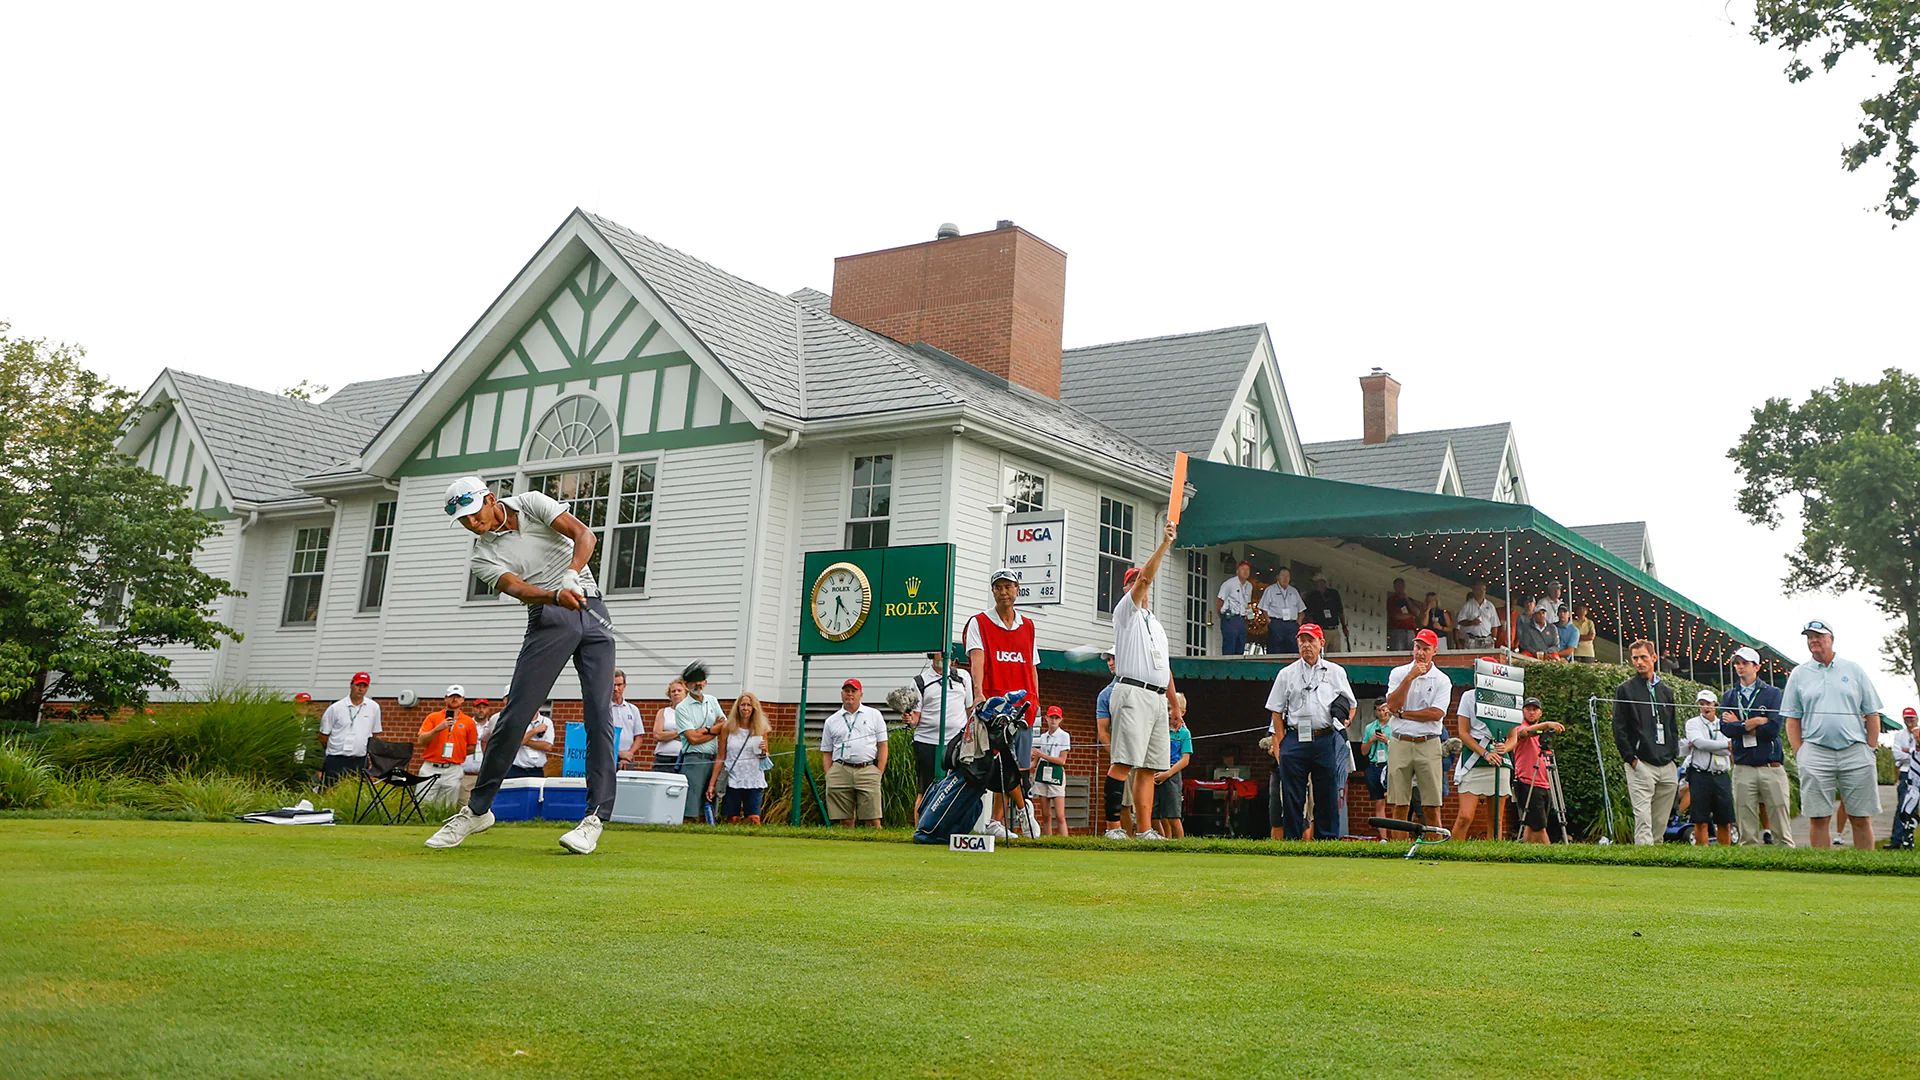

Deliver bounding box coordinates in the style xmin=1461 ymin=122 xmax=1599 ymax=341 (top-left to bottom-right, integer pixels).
xmin=44 ymin=688 xmax=314 ymax=784
xmin=0 ymin=738 xmax=55 ymax=809
xmin=140 ymin=773 xmax=292 ymax=818
xmin=1876 ymin=746 xmax=1896 ymax=786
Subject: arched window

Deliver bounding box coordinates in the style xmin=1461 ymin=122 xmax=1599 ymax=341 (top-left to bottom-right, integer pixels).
xmin=526 ymin=395 xmax=616 ymax=462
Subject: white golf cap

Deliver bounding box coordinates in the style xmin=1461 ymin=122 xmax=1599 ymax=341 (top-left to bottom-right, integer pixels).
xmin=989 ymin=568 xmax=1019 ymax=586
xmin=445 ymin=684 xmax=465 ymax=697
xmin=1696 ymin=689 xmax=1717 ymax=703
xmin=443 ymin=475 xmax=490 ymax=521
xmin=1731 ymin=646 xmax=1761 ymax=665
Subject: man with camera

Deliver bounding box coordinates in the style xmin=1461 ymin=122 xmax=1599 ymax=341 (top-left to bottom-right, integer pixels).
xmin=1265 ymin=623 xmax=1356 ymax=840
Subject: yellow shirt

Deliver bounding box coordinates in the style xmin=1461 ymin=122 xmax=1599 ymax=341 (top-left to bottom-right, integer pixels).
xmin=1573 ymin=617 xmax=1596 ymax=658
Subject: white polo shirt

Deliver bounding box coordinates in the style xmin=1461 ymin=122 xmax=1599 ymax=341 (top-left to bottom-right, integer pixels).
xmin=822 ymin=705 xmax=887 ymax=765
xmin=1111 ymin=593 xmax=1171 ymax=688
xmin=469 ymin=490 xmax=598 ymax=595
xmin=319 ymin=697 xmax=382 ymax=757
xmin=1216 ymin=577 xmax=1254 ymax=617
xmin=1257 ymin=583 xmax=1305 ymax=620
xmin=910 ymin=664 xmax=973 ymax=746
xmin=1385 ymin=661 xmax=1452 ymax=738
xmin=611 ymin=700 xmax=644 ymax=758
xmin=1457 ymin=598 xmax=1501 ymax=636
xmin=1264 ymin=656 xmax=1356 ymax=736
xmin=516 ymin=714 xmax=553 ymax=770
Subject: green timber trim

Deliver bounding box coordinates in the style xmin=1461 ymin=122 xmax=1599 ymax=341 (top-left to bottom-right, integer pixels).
xmin=393 ymin=422 xmax=763 ymax=477
xmin=1038 ymin=649 xmax=1472 ymax=688
xmin=198 ymin=502 xmax=236 ymax=521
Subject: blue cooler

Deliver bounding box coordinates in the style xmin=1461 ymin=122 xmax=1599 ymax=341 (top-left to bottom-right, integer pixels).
xmin=541 ymin=777 xmax=588 ymax=821
xmin=493 ymin=777 xmax=543 ymax=821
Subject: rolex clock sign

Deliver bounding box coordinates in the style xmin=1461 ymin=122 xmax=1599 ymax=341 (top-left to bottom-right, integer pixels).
xmin=799 ymin=544 xmax=955 ymax=656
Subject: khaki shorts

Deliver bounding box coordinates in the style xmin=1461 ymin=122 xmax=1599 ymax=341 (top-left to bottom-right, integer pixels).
xmin=1386 ymin=736 xmax=1443 ymax=806
xmin=1796 ymin=743 xmax=1881 ymax=819
xmin=1109 ymin=682 xmax=1170 ymax=770
xmin=1456 ymin=764 xmax=1511 ymax=798
xmin=825 ymin=760 xmax=884 ymax=821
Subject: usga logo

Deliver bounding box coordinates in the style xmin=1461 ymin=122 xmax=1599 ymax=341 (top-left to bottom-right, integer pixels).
xmin=1015 ymin=527 xmax=1052 ymax=542
xmin=950 ymin=833 xmax=995 ymax=852
xmin=994 ymin=650 xmax=1026 ymax=663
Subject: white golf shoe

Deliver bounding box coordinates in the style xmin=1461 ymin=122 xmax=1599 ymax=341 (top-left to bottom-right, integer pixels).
xmin=424 ymin=807 xmax=494 ymax=848
xmin=981 ymin=819 xmax=1011 ymax=840
xmin=559 ymin=814 xmax=604 ymax=854
xmin=1134 ymin=829 xmax=1168 ymax=841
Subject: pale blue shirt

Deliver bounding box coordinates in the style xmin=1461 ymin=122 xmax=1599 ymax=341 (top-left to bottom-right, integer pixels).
xmin=1780 ymin=657 xmax=1883 ymax=750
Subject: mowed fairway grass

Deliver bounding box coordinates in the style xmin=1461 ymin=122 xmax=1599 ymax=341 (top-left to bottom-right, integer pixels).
xmin=2 ymin=821 xmax=1913 ymax=1080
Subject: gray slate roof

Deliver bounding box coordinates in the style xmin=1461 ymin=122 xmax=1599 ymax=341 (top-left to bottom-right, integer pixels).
xmin=1571 ymin=522 xmax=1651 ymax=570
xmin=1060 ymin=325 xmax=1267 ymax=458
xmin=1305 ymin=423 xmax=1514 ymax=500
xmin=320 ymin=373 xmax=428 ymax=425
xmin=583 ymin=213 xmax=1169 ymax=477
xmin=165 ymin=370 xmax=387 ymax=504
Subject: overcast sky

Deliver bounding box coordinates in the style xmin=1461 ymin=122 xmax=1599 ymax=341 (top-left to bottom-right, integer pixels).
xmin=2 ymin=3 xmax=1913 ymax=710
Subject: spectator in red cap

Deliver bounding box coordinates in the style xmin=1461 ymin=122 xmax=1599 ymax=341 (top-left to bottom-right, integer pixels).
xmin=1892 ymin=705 xmax=1918 ymax=849
xmin=317 ymin=673 xmax=382 ymax=785
xmin=821 ymin=678 xmax=888 ymax=827
xmin=1383 ymin=629 xmax=1450 ymax=829
xmin=1032 ymin=705 xmax=1073 ymax=835
xmin=1264 ymin=622 xmax=1356 ymax=840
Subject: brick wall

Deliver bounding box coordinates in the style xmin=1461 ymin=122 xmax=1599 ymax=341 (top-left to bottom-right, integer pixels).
xmin=831 ymin=225 xmax=1066 ymax=398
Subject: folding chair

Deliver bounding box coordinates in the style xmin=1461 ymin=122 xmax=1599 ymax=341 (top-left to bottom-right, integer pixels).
xmin=351 ymin=738 xmax=441 ymax=825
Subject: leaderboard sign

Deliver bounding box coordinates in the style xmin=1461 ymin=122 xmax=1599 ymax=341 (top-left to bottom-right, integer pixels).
xmin=799 ymin=544 xmax=955 ymax=656
xmin=1473 ymin=657 xmax=1527 ymax=740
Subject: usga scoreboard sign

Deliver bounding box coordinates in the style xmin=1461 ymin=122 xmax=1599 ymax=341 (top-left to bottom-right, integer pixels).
xmin=1473 ymin=657 xmax=1526 ymax=738
xmin=800 ymin=544 xmax=956 ymax=656
xmin=1002 ymin=510 xmax=1065 ymax=606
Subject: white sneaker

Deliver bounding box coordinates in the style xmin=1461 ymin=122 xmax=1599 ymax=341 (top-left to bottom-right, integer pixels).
xmin=1134 ymin=829 xmax=1167 ymax=841
xmin=1022 ymin=805 xmax=1041 ymax=838
xmin=424 ymin=807 xmax=494 ymax=848
xmin=981 ymin=819 xmax=1010 ymax=839
xmin=1103 ymin=828 xmax=1129 ymax=840
xmin=559 ymin=814 xmax=604 ymax=854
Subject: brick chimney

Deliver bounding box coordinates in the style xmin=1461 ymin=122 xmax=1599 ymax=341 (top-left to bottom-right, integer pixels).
xmin=1360 ymin=368 xmax=1400 ymax=444
xmin=831 ymin=221 xmax=1066 ymax=398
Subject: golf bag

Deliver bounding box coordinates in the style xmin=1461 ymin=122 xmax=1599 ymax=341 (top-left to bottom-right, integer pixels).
xmin=913 ymin=769 xmax=991 ymax=843
xmin=943 ymin=690 xmax=1029 ymax=795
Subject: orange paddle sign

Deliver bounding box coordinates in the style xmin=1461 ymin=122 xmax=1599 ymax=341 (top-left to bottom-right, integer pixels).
xmin=1168 ymin=452 xmax=1189 ymax=525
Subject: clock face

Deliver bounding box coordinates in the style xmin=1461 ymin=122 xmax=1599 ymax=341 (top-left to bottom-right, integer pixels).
xmin=810 ymin=562 xmax=872 ymax=642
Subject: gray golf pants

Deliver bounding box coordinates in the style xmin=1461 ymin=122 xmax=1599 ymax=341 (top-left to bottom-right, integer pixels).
xmin=468 ymin=597 xmax=618 ymax=821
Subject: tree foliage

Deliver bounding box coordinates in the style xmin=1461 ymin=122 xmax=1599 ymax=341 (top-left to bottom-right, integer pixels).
xmin=1750 ymin=2 xmax=1920 ymax=224
xmin=1730 ymin=367 xmax=1920 ymax=699
xmin=0 ymin=323 xmax=239 ymax=720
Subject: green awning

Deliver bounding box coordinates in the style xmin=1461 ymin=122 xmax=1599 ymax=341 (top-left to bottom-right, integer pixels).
xmin=1175 ymin=458 xmax=1792 ymax=675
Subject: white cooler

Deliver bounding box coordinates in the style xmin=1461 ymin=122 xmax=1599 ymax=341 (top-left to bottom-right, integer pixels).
xmin=612 ymin=771 xmax=688 ymax=825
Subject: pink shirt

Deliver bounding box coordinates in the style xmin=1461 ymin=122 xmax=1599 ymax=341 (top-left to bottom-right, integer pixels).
xmin=1512 ymin=730 xmax=1550 ymax=788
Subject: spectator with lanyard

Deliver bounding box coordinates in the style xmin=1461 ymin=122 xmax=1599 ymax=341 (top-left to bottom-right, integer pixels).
xmin=1105 ymin=521 xmax=1183 ymax=841
xmin=673 ymin=661 xmax=725 ymax=824
xmin=711 ymin=692 xmax=772 ymax=824
xmin=1215 ymin=560 xmax=1255 ymax=656
xmin=1032 ymin=706 xmax=1072 ymax=836
xmin=905 ymin=646 xmax=972 ymax=801
xmin=1717 ymin=646 xmax=1791 ymax=847
xmin=822 ymin=679 xmax=888 ymax=828
xmin=1265 ymin=623 xmax=1355 ymax=840
xmin=1508 ymin=697 xmax=1565 ymax=843
xmin=1385 ymin=579 xmax=1420 ymax=652
xmin=1448 ymin=688 xmax=1510 ymax=841
xmin=610 ymin=670 xmax=644 ymax=770
xmin=1613 ymin=639 xmax=1680 ymax=845
xmin=1095 ymin=650 xmax=1131 ymax=839
xmin=318 ymin=673 xmax=382 ymax=784
xmin=651 ymin=679 xmax=688 ymax=774
xmin=1256 ymin=567 xmax=1305 ymax=655
xmin=414 ymin=684 xmax=479 ymax=809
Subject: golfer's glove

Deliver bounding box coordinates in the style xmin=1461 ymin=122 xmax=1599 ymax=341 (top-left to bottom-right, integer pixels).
xmin=557 ymin=569 xmax=583 ymax=597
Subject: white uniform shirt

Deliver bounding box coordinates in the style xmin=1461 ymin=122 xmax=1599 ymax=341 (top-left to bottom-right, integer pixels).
xmin=1111 ymin=592 xmax=1171 ymax=687
xmin=910 ymin=664 xmax=973 ymax=746
xmin=1385 ymin=661 xmax=1452 ymax=738
xmin=1035 ymin=726 xmax=1072 ymax=764
xmin=1532 ymin=596 xmax=1563 ymax=621
xmin=1456 ymin=598 xmax=1501 ymax=637
xmin=463 ymin=716 xmax=492 ymax=774
xmin=1257 ymin=583 xmax=1305 ymax=621
xmin=611 ymin=700 xmax=644 ymax=759
xmin=1216 ymin=577 xmax=1254 ymax=617
xmin=1263 ymin=656 xmax=1356 ymax=737
xmin=319 ymin=697 xmax=382 ymax=757
xmin=962 ymin=607 xmax=1027 ymax=653
xmin=515 ymin=714 xmax=553 ymax=770
xmin=1681 ymin=713 xmax=1732 ymax=773
xmin=469 ymin=491 xmax=598 ymax=595
xmin=1451 ymin=690 xmax=1500 ymax=780
xmin=822 ymin=705 xmax=887 ymax=765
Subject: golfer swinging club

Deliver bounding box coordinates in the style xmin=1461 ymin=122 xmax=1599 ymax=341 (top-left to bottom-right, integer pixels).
xmin=425 ymin=476 xmax=619 ymax=854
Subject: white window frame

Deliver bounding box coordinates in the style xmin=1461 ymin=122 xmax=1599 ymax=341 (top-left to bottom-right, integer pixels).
xmin=604 ymin=455 xmax=662 ymax=595
xmin=844 ymin=449 xmax=896 ymax=550
xmin=1095 ymin=493 xmax=1137 ymax=618
xmin=358 ymin=499 xmax=398 ymax=613
xmin=1001 ymin=460 xmax=1048 ymax=514
xmin=281 ymin=525 xmax=331 ymax=627
xmin=462 ymin=454 xmax=666 ymax=603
